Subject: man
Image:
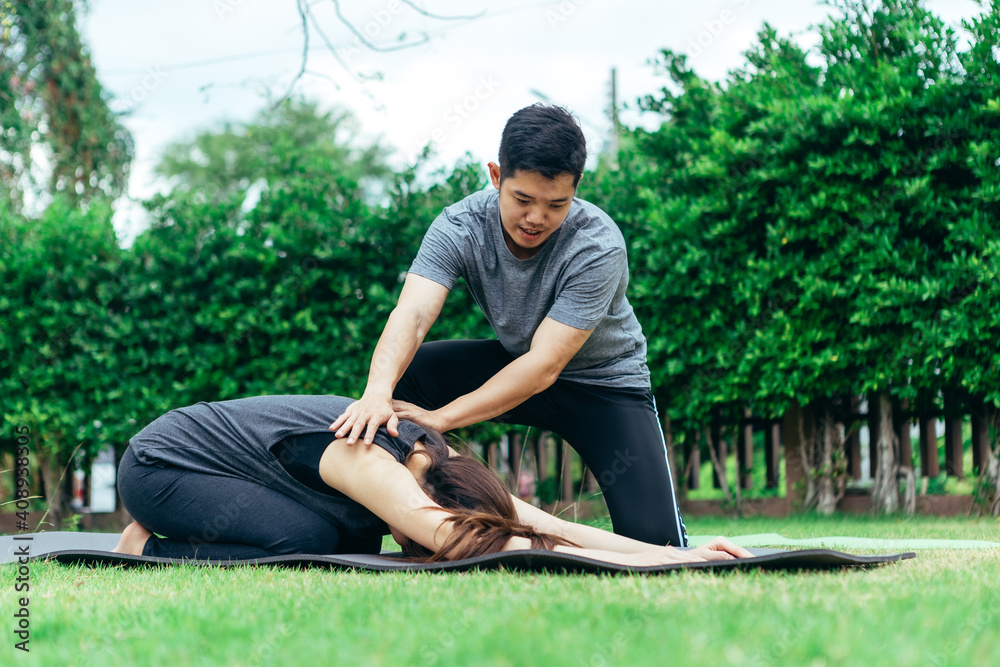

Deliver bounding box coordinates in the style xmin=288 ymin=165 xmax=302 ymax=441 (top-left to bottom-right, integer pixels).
xmin=330 ymin=104 xmax=688 ymax=547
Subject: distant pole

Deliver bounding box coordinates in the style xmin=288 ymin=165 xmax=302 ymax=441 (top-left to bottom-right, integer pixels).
xmin=609 ymin=67 xmax=620 ymax=159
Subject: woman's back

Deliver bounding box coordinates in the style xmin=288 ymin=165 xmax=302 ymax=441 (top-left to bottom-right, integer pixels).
xmin=128 ymin=394 xmax=431 ymax=543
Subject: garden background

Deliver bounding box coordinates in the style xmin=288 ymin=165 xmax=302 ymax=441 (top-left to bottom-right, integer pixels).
xmin=2 ymin=0 xmax=1000 ymax=526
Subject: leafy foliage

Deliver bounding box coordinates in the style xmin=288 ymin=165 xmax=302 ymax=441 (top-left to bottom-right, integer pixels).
xmin=581 ymin=0 xmax=1000 ymax=510
xmin=3 ymin=1 xmax=998 ymax=517
xmin=0 ymin=0 xmax=133 ymax=210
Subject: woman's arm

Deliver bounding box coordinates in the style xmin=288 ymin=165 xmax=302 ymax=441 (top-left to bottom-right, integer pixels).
xmin=502 ymin=535 xmax=751 ymax=565
xmin=508 ymin=495 xmax=755 ymax=560
xmin=509 ymin=495 xmax=659 ymax=553
xmin=319 ymin=439 xmax=752 ymax=563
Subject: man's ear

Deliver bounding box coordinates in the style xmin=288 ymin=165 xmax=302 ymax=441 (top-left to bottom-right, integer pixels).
xmin=488 ymin=161 xmax=502 ymax=190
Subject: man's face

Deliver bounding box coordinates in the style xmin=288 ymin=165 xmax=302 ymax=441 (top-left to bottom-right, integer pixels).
xmin=489 ymin=162 xmax=577 ymax=260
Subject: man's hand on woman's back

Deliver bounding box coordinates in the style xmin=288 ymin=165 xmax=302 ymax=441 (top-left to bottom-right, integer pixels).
xmin=329 ymin=393 xmax=399 ymax=445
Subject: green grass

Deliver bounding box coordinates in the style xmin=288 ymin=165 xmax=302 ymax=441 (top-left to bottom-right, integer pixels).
xmin=3 ymin=515 xmax=999 ymax=666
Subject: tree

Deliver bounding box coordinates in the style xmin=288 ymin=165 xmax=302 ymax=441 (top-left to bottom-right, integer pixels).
xmin=156 ymin=98 xmax=391 ymax=208
xmin=584 ymin=0 xmax=997 ymax=514
xmin=0 ymin=0 xmax=133 ymax=210
xmin=0 ymin=196 xmax=127 ymax=522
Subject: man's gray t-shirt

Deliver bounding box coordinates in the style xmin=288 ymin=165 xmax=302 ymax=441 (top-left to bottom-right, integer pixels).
xmin=409 ymin=189 xmax=650 ymax=388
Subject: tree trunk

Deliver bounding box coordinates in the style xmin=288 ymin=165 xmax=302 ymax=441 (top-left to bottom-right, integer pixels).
xmin=983 ymin=403 xmax=1000 ymax=516
xmin=783 ymin=401 xmax=808 ymax=511
xmin=559 ymin=438 xmax=574 ymax=503
xmin=705 ymin=423 xmax=732 ymax=504
xmin=533 ymin=431 xmax=550 ymax=491
xmin=35 ymin=447 xmax=71 ymax=531
xmin=765 ymin=421 xmax=780 ymax=489
xmin=845 ymin=394 xmax=862 ymax=480
xmin=507 ymin=431 xmax=523 ymax=495
xmin=738 ymin=407 xmax=753 ymax=490
xmin=814 ymin=402 xmax=839 ymax=515
xmin=686 ymin=430 xmax=701 ymax=491
xmin=871 ymin=390 xmax=900 ymax=514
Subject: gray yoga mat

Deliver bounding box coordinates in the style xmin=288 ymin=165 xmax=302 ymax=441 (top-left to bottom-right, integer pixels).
xmin=1 ymin=532 xmax=915 ymax=573
xmin=687 ymin=533 xmax=1000 ymax=550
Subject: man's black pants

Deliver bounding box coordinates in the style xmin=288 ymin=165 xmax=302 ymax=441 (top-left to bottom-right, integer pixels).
xmin=394 ymin=340 xmax=689 ymax=547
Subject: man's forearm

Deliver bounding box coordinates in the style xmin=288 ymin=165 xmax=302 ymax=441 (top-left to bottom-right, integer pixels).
xmin=363 ymin=306 xmax=429 ymax=397
xmin=435 ymin=351 xmax=559 ymax=431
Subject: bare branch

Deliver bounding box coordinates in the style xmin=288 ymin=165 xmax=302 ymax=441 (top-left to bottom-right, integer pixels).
xmin=399 ymin=0 xmax=486 ymax=21
xmin=273 ymin=0 xmax=310 ymax=110
xmin=277 ymin=0 xmax=493 ymax=102
xmin=330 ymin=0 xmax=429 ymax=52
xmin=304 ymin=1 xmax=357 ymax=76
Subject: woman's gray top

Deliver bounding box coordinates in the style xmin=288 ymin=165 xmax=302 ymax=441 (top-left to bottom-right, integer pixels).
xmin=127 ymin=395 xmax=431 ymax=539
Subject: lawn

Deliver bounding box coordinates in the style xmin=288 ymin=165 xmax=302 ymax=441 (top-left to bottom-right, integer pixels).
xmin=2 ymin=515 xmax=998 ymax=666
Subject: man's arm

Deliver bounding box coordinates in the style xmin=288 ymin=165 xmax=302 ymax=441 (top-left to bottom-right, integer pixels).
xmin=393 ymin=316 xmax=593 ymax=433
xmin=330 ymin=273 xmax=449 ymax=444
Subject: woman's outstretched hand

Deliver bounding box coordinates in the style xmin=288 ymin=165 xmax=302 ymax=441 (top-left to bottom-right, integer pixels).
xmin=681 ymin=536 xmax=755 ymax=562
xmin=566 ymin=536 xmax=754 ymax=567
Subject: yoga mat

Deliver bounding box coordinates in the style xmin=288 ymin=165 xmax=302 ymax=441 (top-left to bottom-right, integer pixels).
xmin=688 ymin=533 xmax=1000 ymax=550
xmin=1 ymin=532 xmax=914 ymax=573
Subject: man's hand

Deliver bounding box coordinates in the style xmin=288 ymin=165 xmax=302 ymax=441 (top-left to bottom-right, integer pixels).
xmin=392 ymin=399 xmax=448 ymax=433
xmin=329 ymin=393 xmax=399 ymax=446
xmin=332 ymin=274 xmax=450 ymax=446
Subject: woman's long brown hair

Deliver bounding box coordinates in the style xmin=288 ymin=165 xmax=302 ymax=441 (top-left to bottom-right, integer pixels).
xmin=400 ymin=429 xmax=577 ymax=562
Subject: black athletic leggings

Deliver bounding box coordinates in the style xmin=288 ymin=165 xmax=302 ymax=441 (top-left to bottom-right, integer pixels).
xmin=394 ymin=339 xmax=689 ymax=547
xmin=117 ymin=433 xmax=381 ymax=560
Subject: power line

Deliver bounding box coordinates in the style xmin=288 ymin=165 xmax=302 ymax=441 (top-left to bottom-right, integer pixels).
xmin=99 ymin=46 xmax=333 ymax=76
xmin=98 ymin=1 xmax=564 ymax=77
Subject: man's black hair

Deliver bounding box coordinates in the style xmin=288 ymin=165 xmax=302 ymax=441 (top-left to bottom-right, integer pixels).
xmin=498 ymin=104 xmax=587 ymax=186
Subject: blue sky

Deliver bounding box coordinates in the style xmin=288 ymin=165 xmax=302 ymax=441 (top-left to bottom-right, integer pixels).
xmin=79 ymin=0 xmax=984 ymax=244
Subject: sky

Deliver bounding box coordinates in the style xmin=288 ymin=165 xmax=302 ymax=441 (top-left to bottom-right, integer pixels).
xmin=79 ymin=0 xmax=985 ymax=245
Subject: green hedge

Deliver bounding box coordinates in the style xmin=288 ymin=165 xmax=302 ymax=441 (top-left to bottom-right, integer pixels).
xmin=2 ymin=1 xmax=998 ymax=513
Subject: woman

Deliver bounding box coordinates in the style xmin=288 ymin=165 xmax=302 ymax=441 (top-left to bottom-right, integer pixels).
xmin=113 ymin=394 xmax=752 ymax=565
